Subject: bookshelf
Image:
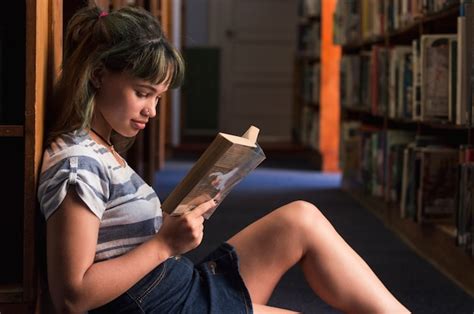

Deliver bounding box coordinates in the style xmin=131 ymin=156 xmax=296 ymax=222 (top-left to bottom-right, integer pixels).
xmin=0 ymin=0 xmax=62 ymax=312
xmin=294 ymin=0 xmax=322 ymax=157
xmin=336 ymin=0 xmax=474 ymax=297
xmin=0 ymin=1 xmax=175 ymax=312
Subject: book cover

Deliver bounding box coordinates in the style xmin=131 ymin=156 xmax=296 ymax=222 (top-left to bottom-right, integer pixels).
xmin=412 ymin=39 xmax=422 ymax=120
xmin=417 ymin=147 xmax=459 ymax=224
xmin=161 ymin=126 xmax=266 ymax=219
xmin=420 ymin=34 xmax=456 ymax=121
xmin=456 ymin=15 xmax=468 ymax=125
xmin=448 ymin=37 xmax=457 ymax=123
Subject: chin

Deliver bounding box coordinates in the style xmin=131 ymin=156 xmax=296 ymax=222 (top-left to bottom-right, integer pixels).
xmin=114 ymin=128 xmax=140 ymax=138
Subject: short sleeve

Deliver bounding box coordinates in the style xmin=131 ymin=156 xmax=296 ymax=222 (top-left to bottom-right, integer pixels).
xmin=38 ymin=155 xmax=110 ymax=220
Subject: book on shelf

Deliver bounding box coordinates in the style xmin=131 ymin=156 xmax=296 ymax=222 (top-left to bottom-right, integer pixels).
xmin=340 ymin=55 xmax=361 ymax=108
xmin=299 ymin=0 xmax=321 ymax=18
xmin=300 ymin=105 xmax=319 ymax=149
xmin=385 ymin=130 xmax=416 ymax=202
xmin=420 ymin=34 xmax=457 ymax=122
xmin=457 ymin=1 xmax=474 ymax=126
xmin=400 ymin=136 xmax=440 ymax=220
xmin=371 ymin=45 xmax=390 ymax=115
xmin=456 ymin=14 xmax=468 ymax=125
xmin=448 ymin=37 xmax=458 ymax=123
xmin=412 ymin=39 xmax=422 ymax=121
xmin=455 ymin=145 xmax=474 ymax=256
xmin=388 ymin=45 xmax=412 ymax=119
xmin=416 ymin=146 xmax=459 ymax=224
xmin=161 ymin=126 xmax=266 ymax=219
xmin=340 ymin=121 xmax=363 ymax=189
xmin=333 ymin=0 xmax=360 ymax=45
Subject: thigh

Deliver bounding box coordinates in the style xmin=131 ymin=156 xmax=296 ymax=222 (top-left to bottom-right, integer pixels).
xmin=227 ymin=201 xmax=314 ymax=304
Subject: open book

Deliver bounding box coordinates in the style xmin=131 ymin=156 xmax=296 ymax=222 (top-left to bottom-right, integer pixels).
xmin=162 ymin=126 xmax=266 ymax=219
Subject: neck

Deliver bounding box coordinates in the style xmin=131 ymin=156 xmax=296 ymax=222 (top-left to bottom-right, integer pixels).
xmin=90 ymin=112 xmax=112 ymax=146
xmin=90 ymin=127 xmax=112 ymax=146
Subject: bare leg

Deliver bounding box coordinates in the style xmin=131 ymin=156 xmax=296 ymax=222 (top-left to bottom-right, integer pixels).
xmin=227 ymin=201 xmax=409 ymax=313
xmin=253 ymin=304 xmax=300 ymax=314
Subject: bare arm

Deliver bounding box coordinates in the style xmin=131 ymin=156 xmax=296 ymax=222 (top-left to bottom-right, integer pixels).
xmin=47 ymin=187 xmax=215 ymax=313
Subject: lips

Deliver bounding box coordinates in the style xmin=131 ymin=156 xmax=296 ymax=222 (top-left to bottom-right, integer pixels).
xmin=131 ymin=119 xmax=147 ymax=130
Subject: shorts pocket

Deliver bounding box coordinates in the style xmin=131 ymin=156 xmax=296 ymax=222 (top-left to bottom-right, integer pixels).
xmin=135 ymin=262 xmax=168 ymax=304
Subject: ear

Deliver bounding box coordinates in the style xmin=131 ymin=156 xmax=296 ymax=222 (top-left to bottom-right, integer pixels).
xmin=90 ymin=65 xmax=106 ymax=89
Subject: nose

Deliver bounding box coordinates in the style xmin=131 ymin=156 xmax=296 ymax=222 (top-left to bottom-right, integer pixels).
xmin=142 ymin=104 xmax=156 ymax=118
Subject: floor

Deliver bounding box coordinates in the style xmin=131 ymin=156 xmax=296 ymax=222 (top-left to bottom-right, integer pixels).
xmin=154 ymin=159 xmax=474 ymax=313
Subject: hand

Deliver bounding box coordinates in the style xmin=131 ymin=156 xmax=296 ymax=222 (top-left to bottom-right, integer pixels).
xmin=156 ymin=199 xmax=216 ymax=256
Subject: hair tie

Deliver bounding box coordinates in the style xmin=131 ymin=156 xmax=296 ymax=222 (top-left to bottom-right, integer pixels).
xmin=99 ymin=11 xmax=108 ymax=18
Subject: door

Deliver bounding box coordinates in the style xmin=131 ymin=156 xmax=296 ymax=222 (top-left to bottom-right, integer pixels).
xmin=210 ymin=0 xmax=298 ymax=142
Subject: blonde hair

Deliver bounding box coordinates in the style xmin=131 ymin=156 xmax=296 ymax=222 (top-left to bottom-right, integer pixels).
xmin=46 ymin=6 xmax=185 ymax=151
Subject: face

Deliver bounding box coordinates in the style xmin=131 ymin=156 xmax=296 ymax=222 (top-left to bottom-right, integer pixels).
xmin=93 ymin=70 xmax=169 ymax=137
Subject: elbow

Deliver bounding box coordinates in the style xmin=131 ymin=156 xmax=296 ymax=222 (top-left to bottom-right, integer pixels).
xmin=50 ymin=287 xmax=88 ymax=314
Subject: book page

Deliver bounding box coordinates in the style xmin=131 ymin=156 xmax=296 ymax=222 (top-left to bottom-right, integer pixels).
xmin=171 ymin=144 xmax=265 ymax=219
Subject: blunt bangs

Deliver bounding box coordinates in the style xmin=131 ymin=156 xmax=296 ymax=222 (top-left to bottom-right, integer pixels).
xmin=126 ymin=41 xmax=185 ymax=88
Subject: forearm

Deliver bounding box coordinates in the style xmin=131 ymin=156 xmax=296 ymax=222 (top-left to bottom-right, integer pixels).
xmin=56 ymin=236 xmax=171 ymax=313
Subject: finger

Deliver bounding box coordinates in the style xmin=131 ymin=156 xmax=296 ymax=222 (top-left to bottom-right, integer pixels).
xmin=190 ymin=199 xmax=216 ymax=217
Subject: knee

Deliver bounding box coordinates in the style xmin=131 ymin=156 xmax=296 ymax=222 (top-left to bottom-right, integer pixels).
xmin=283 ymin=200 xmax=325 ymax=231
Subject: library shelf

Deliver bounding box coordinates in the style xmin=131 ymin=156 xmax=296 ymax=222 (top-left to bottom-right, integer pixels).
xmin=337 ymin=0 xmax=474 ymax=301
xmin=341 ymin=107 xmax=385 ymax=127
xmin=344 ymin=188 xmax=474 ymax=298
xmin=0 ymin=284 xmax=23 ymax=303
xmin=296 ymin=52 xmax=320 ymax=64
xmin=299 ymin=15 xmax=320 ymax=26
xmin=0 ymin=126 xmax=24 ymax=137
xmin=342 ymin=1 xmax=459 ymax=54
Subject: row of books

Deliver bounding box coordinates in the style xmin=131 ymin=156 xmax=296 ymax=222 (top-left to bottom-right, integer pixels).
xmin=300 ymin=106 xmax=319 ymax=150
xmin=340 ymin=121 xmax=473 ymax=256
xmin=296 ymin=0 xmax=321 ymax=150
xmin=301 ymin=63 xmax=320 ymax=106
xmin=297 ymin=58 xmax=320 ymax=149
xmin=340 ymin=31 xmax=472 ymax=125
xmin=298 ymin=21 xmax=321 ymax=59
xmin=334 ymin=0 xmax=459 ymax=45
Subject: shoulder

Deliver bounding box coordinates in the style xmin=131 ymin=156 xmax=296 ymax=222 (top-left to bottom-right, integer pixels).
xmin=38 ymin=129 xmax=112 ymax=220
xmin=41 ymin=129 xmax=108 ymax=172
xmin=39 ymin=129 xmax=113 ymax=189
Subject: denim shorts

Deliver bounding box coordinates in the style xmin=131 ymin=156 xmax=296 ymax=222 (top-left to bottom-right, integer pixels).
xmin=90 ymin=242 xmax=253 ymax=313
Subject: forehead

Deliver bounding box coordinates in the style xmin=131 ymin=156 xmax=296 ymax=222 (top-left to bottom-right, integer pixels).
xmin=108 ymin=70 xmax=169 ymax=92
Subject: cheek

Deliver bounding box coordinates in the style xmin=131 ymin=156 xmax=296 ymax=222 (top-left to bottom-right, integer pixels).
xmin=101 ymin=90 xmax=136 ymax=116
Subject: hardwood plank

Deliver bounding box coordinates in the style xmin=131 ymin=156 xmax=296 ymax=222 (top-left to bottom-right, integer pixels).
xmin=0 ymin=126 xmax=24 ymax=137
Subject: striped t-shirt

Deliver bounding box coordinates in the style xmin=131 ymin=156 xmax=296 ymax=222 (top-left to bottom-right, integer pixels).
xmin=38 ymin=129 xmax=163 ymax=262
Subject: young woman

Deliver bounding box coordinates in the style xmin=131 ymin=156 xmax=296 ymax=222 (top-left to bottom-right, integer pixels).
xmin=38 ymin=6 xmax=409 ymax=314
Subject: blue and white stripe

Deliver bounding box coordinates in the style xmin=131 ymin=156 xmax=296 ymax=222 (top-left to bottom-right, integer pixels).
xmin=38 ymin=129 xmax=163 ymax=262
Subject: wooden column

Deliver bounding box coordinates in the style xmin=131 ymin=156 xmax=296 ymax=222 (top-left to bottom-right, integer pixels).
xmin=320 ymin=0 xmax=341 ymax=172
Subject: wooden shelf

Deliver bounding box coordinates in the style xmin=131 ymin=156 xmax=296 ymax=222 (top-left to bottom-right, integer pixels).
xmin=296 ymin=52 xmax=320 ymax=64
xmin=344 ymin=188 xmax=474 ymax=298
xmin=0 ymin=125 xmax=24 ymax=137
xmin=341 ymin=107 xmax=385 ymax=126
xmin=342 ymin=107 xmax=473 ymax=134
xmin=0 ymin=284 xmax=23 ymax=303
xmin=299 ymin=15 xmax=321 ymax=26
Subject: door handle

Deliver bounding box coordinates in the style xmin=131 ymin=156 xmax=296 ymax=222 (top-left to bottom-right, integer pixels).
xmin=225 ymin=29 xmax=235 ymax=39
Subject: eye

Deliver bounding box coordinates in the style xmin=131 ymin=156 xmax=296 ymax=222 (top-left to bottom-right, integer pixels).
xmin=156 ymin=96 xmax=162 ymax=106
xmin=135 ymin=91 xmax=149 ymax=98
